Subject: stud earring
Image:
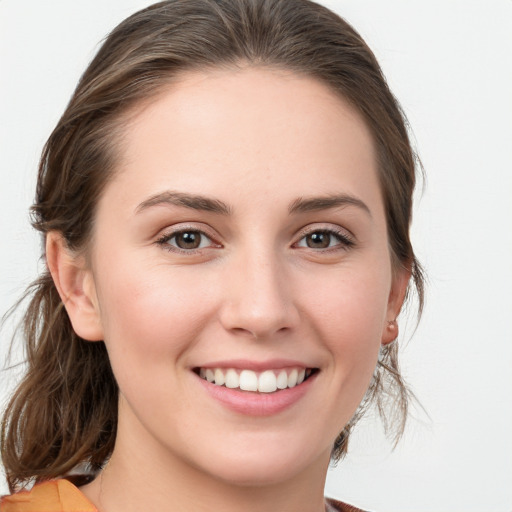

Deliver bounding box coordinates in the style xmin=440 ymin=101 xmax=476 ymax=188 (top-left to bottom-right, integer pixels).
xmin=387 ymin=319 xmax=398 ymax=332
xmin=385 ymin=319 xmax=398 ymax=343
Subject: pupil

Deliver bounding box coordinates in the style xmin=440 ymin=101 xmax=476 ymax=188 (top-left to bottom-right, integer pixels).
xmin=177 ymin=232 xmax=200 ymax=249
xmin=307 ymin=232 xmax=330 ymax=248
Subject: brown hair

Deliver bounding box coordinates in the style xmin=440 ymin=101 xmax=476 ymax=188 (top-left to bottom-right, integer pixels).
xmin=1 ymin=0 xmax=424 ymax=492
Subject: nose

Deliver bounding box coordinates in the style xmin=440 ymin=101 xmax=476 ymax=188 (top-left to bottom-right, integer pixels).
xmin=218 ymin=249 xmax=300 ymax=339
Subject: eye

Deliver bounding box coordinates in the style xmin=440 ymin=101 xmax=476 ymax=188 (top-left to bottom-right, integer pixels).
xmin=295 ymin=229 xmax=354 ymax=250
xmin=157 ymin=229 xmax=217 ymax=252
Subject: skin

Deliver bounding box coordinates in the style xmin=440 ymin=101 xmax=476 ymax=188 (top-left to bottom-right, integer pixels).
xmin=47 ymin=67 xmax=409 ymax=512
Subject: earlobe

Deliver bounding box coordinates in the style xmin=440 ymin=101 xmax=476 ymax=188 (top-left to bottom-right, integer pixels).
xmin=46 ymin=231 xmax=104 ymax=342
xmin=381 ymin=266 xmax=411 ymax=345
xmin=382 ymin=319 xmax=399 ymax=345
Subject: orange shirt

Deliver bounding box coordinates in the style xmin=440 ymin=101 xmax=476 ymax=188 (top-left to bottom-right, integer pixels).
xmin=1 ymin=479 xmax=364 ymax=512
xmin=1 ymin=480 xmax=97 ymax=512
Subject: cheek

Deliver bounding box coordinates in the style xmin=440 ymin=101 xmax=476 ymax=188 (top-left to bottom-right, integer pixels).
xmin=289 ymin=264 xmax=392 ymax=438
xmin=306 ymin=264 xmax=391 ymax=370
xmin=94 ymin=259 xmax=216 ymax=376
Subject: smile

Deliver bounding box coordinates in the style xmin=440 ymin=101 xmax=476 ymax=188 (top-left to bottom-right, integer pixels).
xmin=196 ymin=367 xmax=315 ymax=393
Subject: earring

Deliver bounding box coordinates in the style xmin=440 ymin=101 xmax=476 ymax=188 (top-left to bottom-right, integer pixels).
xmin=386 ymin=319 xmax=398 ymax=340
xmin=387 ymin=319 xmax=397 ymax=328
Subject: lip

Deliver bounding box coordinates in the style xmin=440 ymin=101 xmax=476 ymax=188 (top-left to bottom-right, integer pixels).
xmin=194 ymin=358 xmax=312 ymax=371
xmin=193 ymin=360 xmax=318 ymax=416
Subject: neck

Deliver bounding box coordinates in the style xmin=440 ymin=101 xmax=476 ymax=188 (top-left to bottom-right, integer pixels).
xmin=81 ymin=414 xmax=330 ymax=512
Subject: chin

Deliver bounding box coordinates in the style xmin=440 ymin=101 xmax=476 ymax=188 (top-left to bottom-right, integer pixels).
xmin=208 ymin=459 xmax=305 ymax=487
xmin=191 ymin=434 xmax=331 ymax=487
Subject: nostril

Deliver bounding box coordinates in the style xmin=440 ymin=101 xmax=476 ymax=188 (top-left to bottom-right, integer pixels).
xmin=227 ymin=325 xmax=293 ymax=340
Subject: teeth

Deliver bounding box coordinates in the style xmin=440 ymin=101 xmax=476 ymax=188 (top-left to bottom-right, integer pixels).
xmin=225 ymin=369 xmax=239 ymax=389
xmin=258 ymin=370 xmax=277 ymax=393
xmin=288 ymin=368 xmax=298 ymax=387
xmin=214 ymin=368 xmax=225 ymax=386
xmin=199 ymin=367 xmax=312 ymax=393
xmin=240 ymin=370 xmax=258 ymax=391
xmin=276 ymin=370 xmax=288 ymax=389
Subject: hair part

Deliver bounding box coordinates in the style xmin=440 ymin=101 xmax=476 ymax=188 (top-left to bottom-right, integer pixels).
xmin=1 ymin=0 xmax=424 ymax=492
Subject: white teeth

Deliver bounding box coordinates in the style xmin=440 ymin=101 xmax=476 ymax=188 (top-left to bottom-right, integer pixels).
xmin=276 ymin=370 xmax=288 ymax=389
xmin=258 ymin=370 xmax=277 ymax=393
xmin=287 ymin=368 xmax=298 ymax=387
xmin=225 ymin=369 xmax=239 ymax=389
xmin=214 ymin=368 xmax=225 ymax=386
xmin=239 ymin=370 xmax=258 ymax=391
xmin=199 ymin=366 xmax=312 ymax=393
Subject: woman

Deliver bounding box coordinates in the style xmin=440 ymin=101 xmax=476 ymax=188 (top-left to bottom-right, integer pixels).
xmin=0 ymin=0 xmax=424 ymax=511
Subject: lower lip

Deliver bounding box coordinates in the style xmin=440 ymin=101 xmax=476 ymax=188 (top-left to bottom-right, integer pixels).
xmin=195 ymin=372 xmax=317 ymax=416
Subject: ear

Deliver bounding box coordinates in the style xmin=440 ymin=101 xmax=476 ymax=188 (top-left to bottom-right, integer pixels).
xmin=381 ymin=265 xmax=411 ymax=345
xmin=46 ymin=231 xmax=104 ymax=341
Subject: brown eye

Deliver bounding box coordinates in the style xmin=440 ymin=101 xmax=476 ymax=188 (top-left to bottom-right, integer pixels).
xmin=175 ymin=231 xmax=202 ymax=249
xmin=296 ymin=229 xmax=354 ymax=250
xmin=304 ymin=231 xmax=331 ymax=248
xmin=160 ymin=230 xmax=214 ymax=251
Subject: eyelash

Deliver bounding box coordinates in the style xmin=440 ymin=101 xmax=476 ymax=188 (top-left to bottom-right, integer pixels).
xmin=155 ymin=226 xmax=355 ymax=254
xmin=156 ymin=227 xmax=220 ymax=254
xmin=294 ymin=227 xmax=355 ymax=251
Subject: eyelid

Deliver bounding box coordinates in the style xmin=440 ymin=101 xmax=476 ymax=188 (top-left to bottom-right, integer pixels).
xmin=293 ymin=224 xmax=356 ymax=248
xmin=155 ymin=223 xmax=222 ymax=252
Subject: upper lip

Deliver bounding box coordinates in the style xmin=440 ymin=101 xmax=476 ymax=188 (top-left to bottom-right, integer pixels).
xmin=193 ymin=359 xmax=316 ymax=371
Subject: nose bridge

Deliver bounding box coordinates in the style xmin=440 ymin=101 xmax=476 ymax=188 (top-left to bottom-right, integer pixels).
xmin=220 ymin=242 xmax=298 ymax=338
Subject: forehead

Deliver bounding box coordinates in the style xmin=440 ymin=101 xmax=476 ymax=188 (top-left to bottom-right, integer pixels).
xmin=106 ymin=67 xmax=382 ymax=216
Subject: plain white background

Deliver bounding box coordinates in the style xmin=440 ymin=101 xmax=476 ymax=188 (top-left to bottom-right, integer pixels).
xmin=1 ymin=1 xmax=511 ymax=510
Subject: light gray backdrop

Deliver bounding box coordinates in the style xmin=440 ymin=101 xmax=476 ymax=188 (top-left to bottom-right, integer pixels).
xmin=1 ymin=1 xmax=511 ymax=511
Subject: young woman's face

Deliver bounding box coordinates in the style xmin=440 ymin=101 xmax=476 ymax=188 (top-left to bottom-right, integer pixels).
xmin=84 ymin=68 xmax=406 ymax=485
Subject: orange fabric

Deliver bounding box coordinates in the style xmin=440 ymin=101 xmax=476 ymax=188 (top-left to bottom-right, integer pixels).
xmin=1 ymin=480 xmax=97 ymax=512
xmin=1 ymin=479 xmax=365 ymax=512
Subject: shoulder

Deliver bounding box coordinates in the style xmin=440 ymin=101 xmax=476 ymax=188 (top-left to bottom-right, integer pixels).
xmin=1 ymin=479 xmax=97 ymax=512
xmin=325 ymin=496 xmax=369 ymax=512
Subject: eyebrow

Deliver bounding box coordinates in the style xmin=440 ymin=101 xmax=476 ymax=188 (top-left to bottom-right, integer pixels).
xmin=288 ymin=194 xmax=372 ymax=216
xmin=135 ymin=191 xmax=232 ymax=215
xmin=135 ymin=190 xmax=371 ymax=217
